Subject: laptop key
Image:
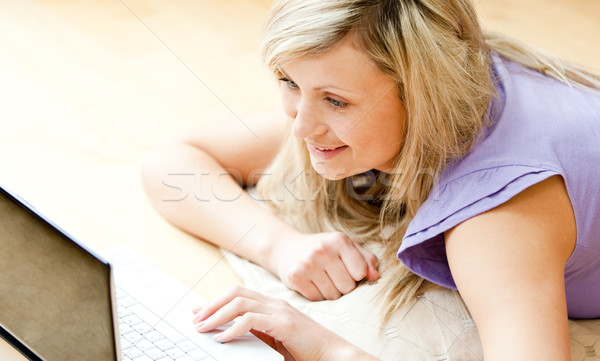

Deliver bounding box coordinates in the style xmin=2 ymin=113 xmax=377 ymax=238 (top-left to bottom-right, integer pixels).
xmin=122 ymin=314 xmax=144 ymax=326
xmin=165 ymin=346 xmax=186 ymax=359
xmin=146 ymin=347 xmax=167 ymax=359
xmin=132 ymin=355 xmax=153 ymax=361
xmin=145 ymin=330 xmax=164 ymax=342
xmin=128 ymin=304 xmax=161 ymax=325
xmin=187 ymin=348 xmax=210 ymax=360
xmin=133 ymin=321 xmax=153 ymax=335
xmin=156 ymin=357 xmax=176 ymax=361
xmin=119 ymin=323 xmax=134 ymax=335
xmin=123 ymin=331 xmax=144 ymax=344
xmin=120 ymin=337 xmax=133 ymax=350
xmin=154 ymin=338 xmax=175 ymax=351
xmin=118 ymin=307 xmax=133 ymax=318
xmin=174 ymin=356 xmax=195 ymax=361
xmin=176 ymin=340 xmax=198 ymax=353
xmin=135 ymin=339 xmax=155 ymax=352
xmin=123 ymin=346 xmax=144 ymax=359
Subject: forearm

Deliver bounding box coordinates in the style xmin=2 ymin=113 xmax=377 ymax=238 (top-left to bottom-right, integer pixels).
xmin=336 ymin=346 xmax=380 ymax=361
xmin=141 ymin=142 xmax=298 ymax=271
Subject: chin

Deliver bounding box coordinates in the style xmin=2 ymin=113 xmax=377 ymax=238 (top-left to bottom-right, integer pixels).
xmin=310 ymin=162 xmax=362 ymax=181
xmin=320 ymin=172 xmax=348 ymax=181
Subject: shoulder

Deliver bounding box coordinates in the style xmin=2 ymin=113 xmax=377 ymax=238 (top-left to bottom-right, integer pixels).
xmin=397 ymin=165 xmax=559 ymax=289
xmin=443 ymin=175 xmax=575 ymax=360
xmin=397 ymin=55 xmax=600 ymax=288
xmin=445 ymin=174 xmax=575 ymax=264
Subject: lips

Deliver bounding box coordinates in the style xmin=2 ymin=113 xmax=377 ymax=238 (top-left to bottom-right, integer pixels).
xmin=306 ymin=143 xmax=348 ymax=159
xmin=314 ymin=145 xmax=343 ymax=151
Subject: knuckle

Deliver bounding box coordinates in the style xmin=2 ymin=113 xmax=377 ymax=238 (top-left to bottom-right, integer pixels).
xmin=333 ymin=232 xmax=351 ymax=243
xmin=325 ymin=290 xmax=342 ymax=300
xmin=305 ymin=291 xmax=323 ymax=301
xmin=354 ymin=263 xmax=369 ymax=280
xmin=340 ymin=282 xmax=357 ymax=295
xmin=288 ymin=266 xmax=307 ymax=284
xmin=275 ymin=298 xmax=291 ymax=308
xmin=366 ymin=252 xmax=378 ymax=264
xmin=227 ymin=284 xmax=244 ymax=296
xmin=325 ymin=233 xmax=344 ymax=246
xmin=311 ymin=243 xmax=329 ymax=257
xmin=278 ymin=315 xmax=294 ymax=334
xmin=240 ymin=312 xmax=256 ymax=325
xmin=231 ymin=296 xmax=248 ymax=309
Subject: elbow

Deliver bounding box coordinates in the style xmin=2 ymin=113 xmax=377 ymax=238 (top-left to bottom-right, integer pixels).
xmin=139 ymin=143 xmax=185 ymax=215
xmin=140 ymin=146 xmax=167 ymax=211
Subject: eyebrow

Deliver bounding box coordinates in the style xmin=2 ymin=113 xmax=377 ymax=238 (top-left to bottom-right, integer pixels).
xmin=313 ymin=84 xmax=356 ymax=95
xmin=277 ymin=68 xmax=357 ymax=95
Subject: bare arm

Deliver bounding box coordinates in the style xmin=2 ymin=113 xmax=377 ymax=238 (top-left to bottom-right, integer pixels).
xmin=445 ymin=175 xmax=576 ymax=361
xmin=141 ymin=110 xmax=379 ymax=300
xmin=141 ymin=109 xmax=293 ymax=269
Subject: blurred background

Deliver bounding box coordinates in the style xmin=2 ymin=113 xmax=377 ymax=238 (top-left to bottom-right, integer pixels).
xmin=0 ymin=0 xmax=598 ymax=299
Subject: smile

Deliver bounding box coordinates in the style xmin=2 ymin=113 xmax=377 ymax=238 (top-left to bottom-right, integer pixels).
xmin=306 ymin=143 xmax=348 ymax=159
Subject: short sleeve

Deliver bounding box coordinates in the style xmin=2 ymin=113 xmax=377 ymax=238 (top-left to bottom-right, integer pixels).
xmin=397 ymin=165 xmax=558 ymax=289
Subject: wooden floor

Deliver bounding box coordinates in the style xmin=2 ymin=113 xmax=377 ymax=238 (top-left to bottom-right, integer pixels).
xmin=0 ymin=0 xmax=598 ymax=299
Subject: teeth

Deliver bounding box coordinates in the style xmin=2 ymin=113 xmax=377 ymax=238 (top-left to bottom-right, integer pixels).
xmin=315 ymin=146 xmax=340 ymax=151
xmin=311 ymin=144 xmax=346 ymax=151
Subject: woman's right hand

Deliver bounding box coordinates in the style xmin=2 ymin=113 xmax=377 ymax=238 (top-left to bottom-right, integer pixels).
xmin=193 ymin=286 xmax=380 ymax=361
xmin=268 ymin=231 xmax=380 ymax=301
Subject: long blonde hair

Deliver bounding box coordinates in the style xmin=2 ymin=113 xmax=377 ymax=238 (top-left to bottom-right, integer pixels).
xmin=256 ymin=0 xmax=600 ymax=322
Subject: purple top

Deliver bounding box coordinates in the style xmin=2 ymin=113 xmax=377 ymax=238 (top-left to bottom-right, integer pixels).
xmin=397 ymin=54 xmax=600 ymax=319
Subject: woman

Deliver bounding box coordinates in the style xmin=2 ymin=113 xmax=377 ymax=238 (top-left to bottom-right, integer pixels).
xmin=142 ymin=0 xmax=600 ymax=359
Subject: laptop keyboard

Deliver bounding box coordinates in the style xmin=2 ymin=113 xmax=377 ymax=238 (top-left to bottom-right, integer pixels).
xmin=116 ymin=287 xmax=215 ymax=361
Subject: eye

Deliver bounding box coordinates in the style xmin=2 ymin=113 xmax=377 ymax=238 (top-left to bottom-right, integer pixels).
xmin=325 ymin=97 xmax=348 ymax=109
xmin=278 ymin=77 xmax=299 ymax=91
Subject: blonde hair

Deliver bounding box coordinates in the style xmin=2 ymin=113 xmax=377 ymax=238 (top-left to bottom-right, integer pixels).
xmin=256 ymin=0 xmax=600 ymax=322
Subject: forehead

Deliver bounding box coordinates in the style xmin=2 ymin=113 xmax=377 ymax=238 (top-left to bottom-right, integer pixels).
xmin=280 ymin=35 xmax=393 ymax=94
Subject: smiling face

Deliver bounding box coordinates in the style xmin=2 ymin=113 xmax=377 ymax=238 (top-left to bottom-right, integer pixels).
xmin=278 ymin=35 xmax=407 ymax=180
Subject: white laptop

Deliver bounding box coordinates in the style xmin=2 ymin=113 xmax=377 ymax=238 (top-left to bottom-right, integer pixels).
xmin=0 ymin=184 xmax=283 ymax=361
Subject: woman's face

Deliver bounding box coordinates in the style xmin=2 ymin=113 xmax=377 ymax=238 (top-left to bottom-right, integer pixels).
xmin=278 ymin=35 xmax=407 ymax=180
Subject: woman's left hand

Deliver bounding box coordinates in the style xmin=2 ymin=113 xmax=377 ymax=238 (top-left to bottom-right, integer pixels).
xmin=192 ymin=286 xmax=377 ymax=361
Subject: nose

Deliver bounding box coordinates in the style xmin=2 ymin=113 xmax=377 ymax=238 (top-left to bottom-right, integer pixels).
xmin=291 ymin=99 xmax=328 ymax=139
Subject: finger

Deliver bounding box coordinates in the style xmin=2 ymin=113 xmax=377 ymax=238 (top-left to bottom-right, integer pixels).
xmin=311 ymin=270 xmax=342 ymax=300
xmin=337 ymin=240 xmax=371 ymax=282
xmin=322 ymin=259 xmax=358 ymax=295
xmin=214 ymin=312 xmax=274 ymax=343
xmin=193 ymin=286 xmax=270 ymax=323
xmin=355 ymin=245 xmax=380 ymax=281
xmin=294 ymin=279 xmax=325 ymax=301
xmin=287 ymin=270 xmax=325 ymax=301
xmin=195 ymin=296 xmax=271 ymax=333
xmin=192 ymin=302 xmax=208 ymax=315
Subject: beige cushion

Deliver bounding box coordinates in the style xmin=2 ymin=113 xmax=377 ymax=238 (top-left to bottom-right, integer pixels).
xmin=224 ymin=250 xmax=600 ymax=360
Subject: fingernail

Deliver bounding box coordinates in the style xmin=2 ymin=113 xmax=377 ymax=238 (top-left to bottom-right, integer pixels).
xmin=214 ymin=332 xmax=226 ymax=343
xmin=192 ymin=303 xmax=206 ymax=314
xmin=193 ymin=311 xmax=209 ymax=323
xmin=195 ymin=322 xmax=207 ymax=332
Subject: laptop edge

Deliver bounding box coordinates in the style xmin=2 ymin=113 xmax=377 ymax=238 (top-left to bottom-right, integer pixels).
xmin=0 ymin=183 xmax=122 ymax=361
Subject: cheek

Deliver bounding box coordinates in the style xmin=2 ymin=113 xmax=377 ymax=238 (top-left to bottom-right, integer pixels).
xmin=330 ymin=115 xmax=361 ymax=143
xmin=342 ymin=113 xmax=404 ymax=157
xmin=280 ymin=91 xmax=297 ymax=119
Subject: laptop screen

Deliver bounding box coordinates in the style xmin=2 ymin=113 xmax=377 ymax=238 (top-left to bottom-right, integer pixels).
xmin=0 ymin=187 xmax=118 ymax=361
